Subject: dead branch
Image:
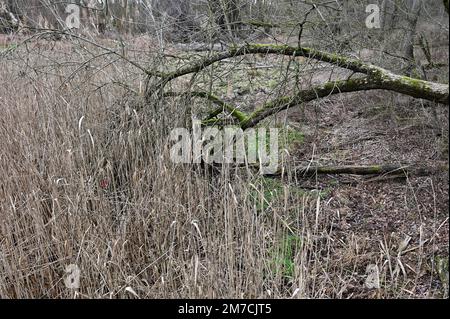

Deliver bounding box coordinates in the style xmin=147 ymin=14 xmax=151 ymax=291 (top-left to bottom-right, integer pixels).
xmin=152 ymin=44 xmax=448 ymax=111
xmin=266 ymin=164 xmax=447 ymax=177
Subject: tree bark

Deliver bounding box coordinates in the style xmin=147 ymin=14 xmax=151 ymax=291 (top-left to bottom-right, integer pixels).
xmin=209 ymin=0 xmax=241 ymax=39
xmin=403 ymin=0 xmax=422 ymax=77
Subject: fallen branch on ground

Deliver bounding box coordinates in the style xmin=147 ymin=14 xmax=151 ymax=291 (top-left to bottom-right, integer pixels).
xmin=265 ymin=164 xmax=448 ymax=177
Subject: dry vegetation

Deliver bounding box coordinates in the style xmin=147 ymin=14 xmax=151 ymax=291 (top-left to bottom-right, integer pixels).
xmin=0 ymin=0 xmax=448 ymax=299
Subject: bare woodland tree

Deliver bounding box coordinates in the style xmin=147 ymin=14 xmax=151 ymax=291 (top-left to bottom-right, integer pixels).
xmin=1 ymin=0 xmax=448 ymax=125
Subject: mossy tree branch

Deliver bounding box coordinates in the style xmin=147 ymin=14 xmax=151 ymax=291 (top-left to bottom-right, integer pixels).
xmin=241 ymin=73 xmax=449 ymax=128
xmin=172 ymin=73 xmax=447 ymax=129
xmin=157 ymin=44 xmax=375 ymax=83
xmin=164 ymin=91 xmax=249 ymax=123
xmin=155 ymin=43 xmax=448 ymax=125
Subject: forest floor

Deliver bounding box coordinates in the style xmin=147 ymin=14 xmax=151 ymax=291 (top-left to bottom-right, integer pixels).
xmin=225 ymin=74 xmax=450 ymax=297
xmin=282 ymin=92 xmax=449 ymax=298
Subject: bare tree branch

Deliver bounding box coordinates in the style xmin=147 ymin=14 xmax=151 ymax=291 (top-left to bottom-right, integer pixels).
xmin=151 ymin=44 xmax=448 ymax=109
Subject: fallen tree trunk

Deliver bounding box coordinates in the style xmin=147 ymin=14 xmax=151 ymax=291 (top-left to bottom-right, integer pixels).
xmin=266 ymin=164 xmax=447 ymax=177
xmin=170 ymin=72 xmax=448 ymax=129
xmin=152 ymin=44 xmax=449 ymax=107
xmin=241 ymin=74 xmax=449 ymax=129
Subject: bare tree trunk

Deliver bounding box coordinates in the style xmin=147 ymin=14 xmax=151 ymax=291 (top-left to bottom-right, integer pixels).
xmin=403 ymin=0 xmax=422 ymax=77
xmin=209 ymin=0 xmax=241 ymax=40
